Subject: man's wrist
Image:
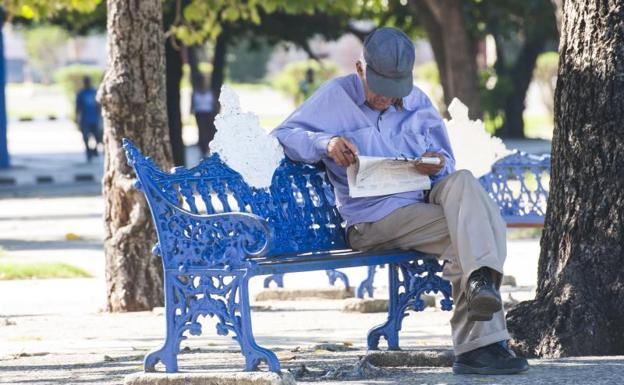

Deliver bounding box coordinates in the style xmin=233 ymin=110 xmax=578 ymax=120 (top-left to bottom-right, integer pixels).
xmin=314 ymin=133 xmax=337 ymax=157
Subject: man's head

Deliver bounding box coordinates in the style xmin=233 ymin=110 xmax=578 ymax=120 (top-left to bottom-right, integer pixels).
xmin=83 ymin=76 xmax=92 ymax=89
xmin=305 ymin=68 xmax=314 ymax=83
xmin=356 ymin=27 xmax=415 ymax=111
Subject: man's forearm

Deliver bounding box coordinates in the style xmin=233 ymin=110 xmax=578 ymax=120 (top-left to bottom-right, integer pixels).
xmin=271 ymin=127 xmax=334 ymax=164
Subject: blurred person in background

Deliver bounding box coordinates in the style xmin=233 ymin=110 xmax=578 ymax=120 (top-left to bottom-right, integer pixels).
xmin=75 ymin=76 xmax=102 ymax=162
xmin=298 ymin=68 xmax=315 ymax=103
xmin=191 ymin=76 xmax=216 ymax=157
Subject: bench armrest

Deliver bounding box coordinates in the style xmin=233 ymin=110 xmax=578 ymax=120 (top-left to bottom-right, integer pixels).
xmin=153 ymin=206 xmax=273 ymax=271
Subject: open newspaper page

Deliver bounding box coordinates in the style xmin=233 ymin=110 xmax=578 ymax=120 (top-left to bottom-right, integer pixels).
xmin=347 ymin=156 xmax=437 ymax=198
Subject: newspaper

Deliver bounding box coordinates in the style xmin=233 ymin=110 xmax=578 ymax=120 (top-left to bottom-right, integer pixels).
xmin=346 ymin=155 xmax=441 ymax=198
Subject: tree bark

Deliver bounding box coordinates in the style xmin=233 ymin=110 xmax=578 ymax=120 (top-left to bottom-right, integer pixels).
xmin=411 ymin=0 xmax=482 ymax=119
xmin=98 ymin=0 xmax=172 ymax=312
xmin=506 ymin=0 xmax=624 ymax=357
xmin=165 ymin=35 xmax=185 ymax=166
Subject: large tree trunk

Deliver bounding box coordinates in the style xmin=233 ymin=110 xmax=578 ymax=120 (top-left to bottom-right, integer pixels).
xmin=506 ymin=0 xmax=624 ymax=357
xmin=411 ymin=0 xmax=482 ymax=118
xmin=98 ymin=0 xmax=172 ymax=312
xmin=165 ymin=35 xmax=185 ymax=166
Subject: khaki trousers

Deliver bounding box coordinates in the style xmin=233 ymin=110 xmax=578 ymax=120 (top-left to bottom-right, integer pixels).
xmin=347 ymin=170 xmax=510 ymax=354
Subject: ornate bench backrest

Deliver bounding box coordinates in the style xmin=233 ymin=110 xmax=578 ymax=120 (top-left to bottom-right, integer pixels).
xmin=268 ymin=158 xmax=347 ymax=255
xmin=125 ymin=139 xmax=550 ymax=271
xmin=124 ymin=140 xmax=347 ymax=264
xmin=479 ymin=151 xmax=551 ymax=226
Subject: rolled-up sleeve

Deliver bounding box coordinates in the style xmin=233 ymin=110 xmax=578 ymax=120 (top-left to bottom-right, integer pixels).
xmin=271 ymin=127 xmax=334 ymax=164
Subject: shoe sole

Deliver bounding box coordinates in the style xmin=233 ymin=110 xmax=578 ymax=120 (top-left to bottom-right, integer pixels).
xmin=467 ymin=292 xmax=502 ymax=322
xmin=453 ymin=363 xmax=529 ymax=375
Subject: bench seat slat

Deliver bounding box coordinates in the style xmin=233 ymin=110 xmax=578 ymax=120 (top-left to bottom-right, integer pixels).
xmin=252 ymin=249 xmax=428 ymax=275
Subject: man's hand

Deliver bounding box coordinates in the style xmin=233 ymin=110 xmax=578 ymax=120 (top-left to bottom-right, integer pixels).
xmin=414 ymin=151 xmax=445 ymax=175
xmin=327 ymin=137 xmax=358 ymax=167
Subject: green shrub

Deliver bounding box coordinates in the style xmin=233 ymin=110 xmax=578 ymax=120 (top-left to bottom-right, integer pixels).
xmin=271 ymin=60 xmax=339 ymax=105
xmin=24 ymin=25 xmax=69 ymax=84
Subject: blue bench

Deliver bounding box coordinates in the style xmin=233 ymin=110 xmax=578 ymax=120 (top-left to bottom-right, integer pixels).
xmin=123 ymin=139 xmax=549 ymax=373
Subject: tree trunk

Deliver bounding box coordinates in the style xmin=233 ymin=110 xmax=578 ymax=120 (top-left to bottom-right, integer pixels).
xmin=506 ymin=0 xmax=624 ymax=357
xmin=166 ymin=36 xmax=185 ymax=166
xmin=410 ymin=1 xmax=449 ymax=114
xmin=497 ymin=35 xmax=546 ymax=139
xmin=98 ymin=0 xmax=172 ymax=312
xmin=411 ymin=0 xmax=482 ymax=118
xmin=187 ymin=45 xmax=203 ymax=90
xmin=210 ymin=31 xmax=228 ymax=110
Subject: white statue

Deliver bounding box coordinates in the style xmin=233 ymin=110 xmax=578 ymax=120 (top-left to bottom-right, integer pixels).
xmin=209 ymin=86 xmax=284 ymax=188
xmin=444 ymin=98 xmax=512 ymax=177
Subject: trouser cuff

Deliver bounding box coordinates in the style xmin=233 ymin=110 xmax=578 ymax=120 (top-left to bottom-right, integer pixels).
xmin=453 ymin=329 xmax=511 ymax=355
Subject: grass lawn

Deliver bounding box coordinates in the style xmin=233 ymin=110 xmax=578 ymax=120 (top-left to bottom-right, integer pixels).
xmin=507 ymin=227 xmax=543 ymax=240
xmin=0 ymin=262 xmax=92 ymax=280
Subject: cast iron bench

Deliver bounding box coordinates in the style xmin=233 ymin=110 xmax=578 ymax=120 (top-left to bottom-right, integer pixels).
xmin=123 ymin=139 xmax=549 ymax=373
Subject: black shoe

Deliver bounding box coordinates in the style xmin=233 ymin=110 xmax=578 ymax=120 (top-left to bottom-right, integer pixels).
xmin=466 ymin=267 xmax=502 ymax=321
xmin=453 ymin=341 xmax=529 ymax=375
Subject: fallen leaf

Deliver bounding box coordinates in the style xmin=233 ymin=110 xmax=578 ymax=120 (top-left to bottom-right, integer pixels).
xmin=65 ymin=233 xmax=81 ymax=241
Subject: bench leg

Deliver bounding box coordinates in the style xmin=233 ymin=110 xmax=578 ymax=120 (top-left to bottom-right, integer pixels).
xmin=367 ymin=259 xmax=453 ymax=351
xmin=263 ymin=273 xmax=284 ymax=288
xmin=144 ymin=273 xmax=180 ymax=373
xmin=238 ymin=276 xmax=281 ymax=371
xmin=144 ymin=271 xmax=280 ymax=373
xmin=357 ymin=265 xmax=378 ymax=299
xmin=325 ymin=269 xmax=350 ymax=289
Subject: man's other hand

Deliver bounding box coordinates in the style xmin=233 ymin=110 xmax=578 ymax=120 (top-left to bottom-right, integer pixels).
xmin=414 ymin=151 xmax=445 ymax=175
xmin=327 ymin=137 xmax=358 ymax=167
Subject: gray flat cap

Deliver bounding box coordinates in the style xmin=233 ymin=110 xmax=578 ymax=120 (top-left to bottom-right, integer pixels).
xmin=363 ymin=27 xmax=415 ymax=98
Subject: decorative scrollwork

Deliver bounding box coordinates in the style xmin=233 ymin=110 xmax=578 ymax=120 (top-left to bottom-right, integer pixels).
xmin=148 ymin=197 xmax=271 ymax=271
xmin=357 ymin=265 xmax=378 ymax=299
xmin=367 ymin=258 xmax=453 ymax=351
xmin=267 ymin=158 xmax=347 ymax=255
xmin=263 ymin=274 xmax=284 ymax=289
xmin=479 ymin=151 xmax=551 ymax=225
xmin=325 ymin=269 xmax=350 ymax=289
xmin=144 ymin=271 xmax=279 ymax=373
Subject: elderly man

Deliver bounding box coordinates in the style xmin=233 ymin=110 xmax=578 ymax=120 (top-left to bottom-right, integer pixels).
xmin=271 ymin=27 xmax=528 ymax=375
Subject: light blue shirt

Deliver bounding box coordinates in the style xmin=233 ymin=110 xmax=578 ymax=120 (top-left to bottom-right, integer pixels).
xmin=271 ymin=74 xmax=455 ymax=227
